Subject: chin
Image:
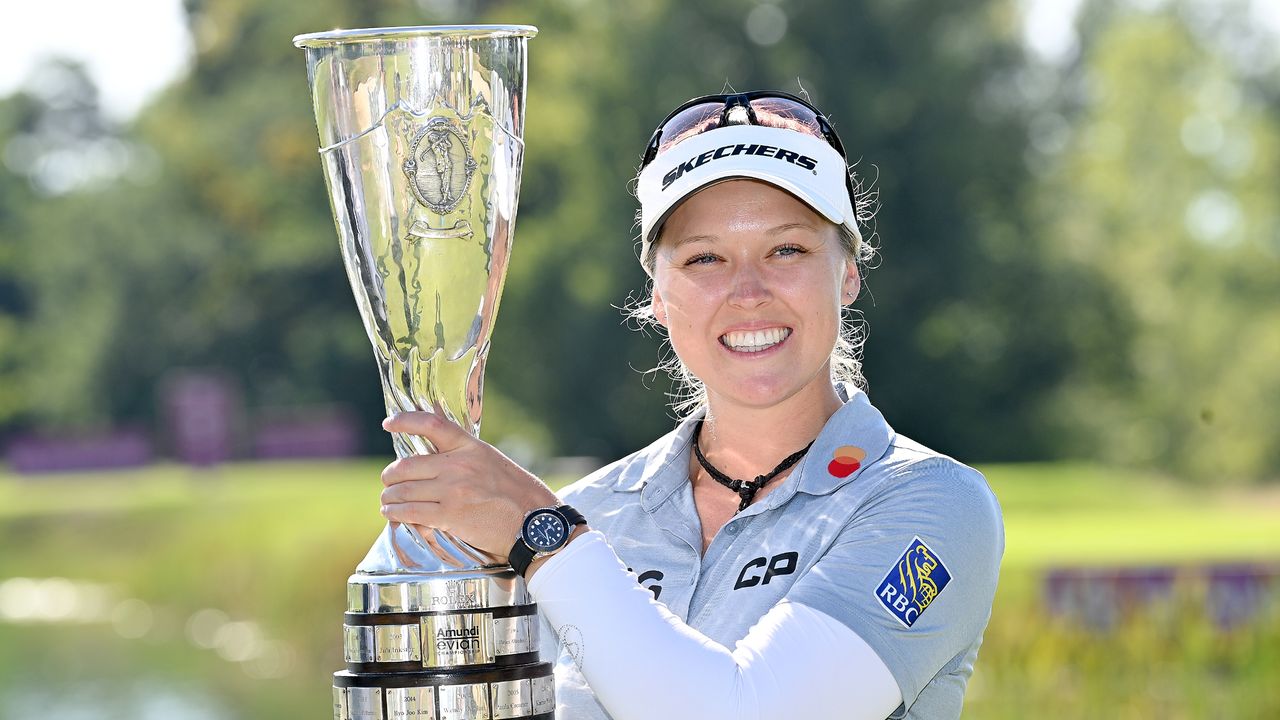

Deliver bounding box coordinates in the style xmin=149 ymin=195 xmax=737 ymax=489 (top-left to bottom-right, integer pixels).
xmin=703 ymin=358 xmax=837 ymax=410
xmin=705 ymin=375 xmax=807 ymax=410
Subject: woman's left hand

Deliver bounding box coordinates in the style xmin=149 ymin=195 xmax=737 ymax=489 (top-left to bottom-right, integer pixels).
xmin=379 ymin=411 xmax=560 ymax=560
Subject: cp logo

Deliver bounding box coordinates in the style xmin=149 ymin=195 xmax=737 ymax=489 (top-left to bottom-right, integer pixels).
xmin=734 ymin=552 xmax=799 ymax=590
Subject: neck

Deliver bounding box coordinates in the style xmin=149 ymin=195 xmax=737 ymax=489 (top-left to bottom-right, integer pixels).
xmin=696 ymin=380 xmax=844 ymax=479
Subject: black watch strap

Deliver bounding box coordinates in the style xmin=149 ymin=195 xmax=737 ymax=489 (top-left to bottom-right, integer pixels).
xmin=508 ymin=537 xmax=537 ymax=580
xmin=509 ymin=504 xmax=586 ymax=579
xmin=559 ymin=504 xmax=586 ymax=527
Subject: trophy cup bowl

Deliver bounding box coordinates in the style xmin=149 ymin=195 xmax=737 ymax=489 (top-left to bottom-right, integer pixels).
xmin=293 ymin=25 xmax=551 ymax=720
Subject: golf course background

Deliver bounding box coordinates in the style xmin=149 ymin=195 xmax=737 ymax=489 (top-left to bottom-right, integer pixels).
xmin=2 ymin=0 xmax=1279 ymax=717
xmin=1 ymin=462 xmax=1276 ymax=719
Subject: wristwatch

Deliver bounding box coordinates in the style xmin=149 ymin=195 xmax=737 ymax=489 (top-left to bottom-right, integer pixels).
xmin=508 ymin=504 xmax=586 ymax=579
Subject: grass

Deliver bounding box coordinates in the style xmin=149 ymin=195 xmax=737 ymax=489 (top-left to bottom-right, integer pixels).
xmin=983 ymin=462 xmax=1280 ymax=569
xmin=0 ymin=460 xmax=1276 ymax=719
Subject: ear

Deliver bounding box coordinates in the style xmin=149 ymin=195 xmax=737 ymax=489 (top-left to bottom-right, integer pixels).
xmin=841 ymin=261 xmax=861 ymax=306
xmin=651 ymin=286 xmax=669 ymax=327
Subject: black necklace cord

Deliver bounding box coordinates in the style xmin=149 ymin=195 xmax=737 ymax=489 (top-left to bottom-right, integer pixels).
xmin=691 ymin=419 xmax=815 ymax=512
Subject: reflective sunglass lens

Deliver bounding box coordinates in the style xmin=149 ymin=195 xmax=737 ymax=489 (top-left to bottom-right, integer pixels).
xmin=655 ymin=101 xmax=726 ymax=155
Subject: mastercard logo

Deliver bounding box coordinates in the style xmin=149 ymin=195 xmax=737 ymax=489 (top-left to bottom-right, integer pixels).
xmin=827 ymin=445 xmax=866 ymax=478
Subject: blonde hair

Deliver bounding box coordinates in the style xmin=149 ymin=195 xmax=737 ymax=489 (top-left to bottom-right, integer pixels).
xmin=626 ymin=106 xmax=879 ymax=417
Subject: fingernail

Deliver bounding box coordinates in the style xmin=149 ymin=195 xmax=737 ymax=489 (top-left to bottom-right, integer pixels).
xmin=382 ymin=416 xmax=394 ymax=429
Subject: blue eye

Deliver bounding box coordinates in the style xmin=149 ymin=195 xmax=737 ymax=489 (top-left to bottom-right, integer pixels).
xmin=685 ymin=253 xmax=718 ymax=266
xmin=775 ymin=244 xmax=806 ymax=257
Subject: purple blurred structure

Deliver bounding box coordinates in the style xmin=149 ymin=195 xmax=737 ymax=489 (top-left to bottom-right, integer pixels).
xmin=252 ymin=405 xmax=359 ymax=460
xmin=1206 ymin=563 xmax=1279 ymax=630
xmin=1045 ymin=563 xmax=1280 ymax=631
xmin=2 ymin=370 xmax=362 ymax=474
xmin=160 ymin=370 xmax=242 ymax=466
xmin=5 ymin=429 xmax=152 ymax=473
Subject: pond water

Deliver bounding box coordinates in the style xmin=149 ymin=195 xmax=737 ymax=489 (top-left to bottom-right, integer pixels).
xmin=2 ymin=679 xmax=230 ymax=720
xmin=0 ymin=594 xmax=329 ymax=720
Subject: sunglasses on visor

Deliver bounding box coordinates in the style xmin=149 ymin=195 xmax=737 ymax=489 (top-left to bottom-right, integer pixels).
xmin=640 ymin=90 xmax=848 ymax=169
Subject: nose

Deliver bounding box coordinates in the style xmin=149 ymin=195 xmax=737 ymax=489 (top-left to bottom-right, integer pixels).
xmin=726 ymin=260 xmax=771 ymax=309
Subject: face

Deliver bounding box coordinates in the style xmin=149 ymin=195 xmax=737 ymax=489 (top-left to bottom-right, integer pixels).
xmin=651 ymin=179 xmax=860 ymax=411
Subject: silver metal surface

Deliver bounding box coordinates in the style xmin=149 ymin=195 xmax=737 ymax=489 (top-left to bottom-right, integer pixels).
xmin=349 ymin=686 xmax=386 ymax=720
xmin=345 ymin=625 xmax=376 ymax=663
xmin=438 ymin=683 xmax=490 ymax=720
xmin=386 ymin=686 xmax=437 ymax=720
xmin=347 ymin=569 xmax=529 ymax=613
xmin=294 ymin=25 xmax=536 ymax=574
xmin=492 ymin=614 xmax=537 ymax=657
xmin=344 ymin=611 xmax=536 ymax=667
xmin=422 ymin=612 xmax=495 ymax=667
xmin=335 ymin=687 xmax=351 ymax=720
xmin=531 ymin=676 xmax=555 ymax=715
xmin=375 ymin=623 xmax=424 ymax=663
xmin=490 ymin=679 xmax=533 ymax=720
xmin=334 ymin=672 xmax=554 ymax=720
xmin=294 ymin=25 xmax=536 ymax=48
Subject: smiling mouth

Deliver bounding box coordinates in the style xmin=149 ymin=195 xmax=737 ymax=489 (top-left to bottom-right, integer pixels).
xmin=719 ymin=327 xmax=792 ymax=353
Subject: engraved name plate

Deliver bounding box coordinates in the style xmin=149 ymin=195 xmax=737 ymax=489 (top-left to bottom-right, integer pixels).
xmin=531 ymin=675 xmax=555 ymax=715
xmin=386 ymin=686 xmax=436 ymax=720
xmin=438 ymin=683 xmax=490 ymax=720
xmin=490 ymin=679 xmax=532 ymax=720
xmin=376 ymin=624 xmax=424 ymax=663
xmin=493 ymin=614 xmax=537 ymax=657
xmin=345 ymin=625 xmax=376 ymax=663
xmin=349 ymin=687 xmax=385 ymax=720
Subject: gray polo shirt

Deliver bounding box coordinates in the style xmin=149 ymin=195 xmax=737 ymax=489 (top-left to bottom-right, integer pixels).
xmin=543 ymin=384 xmax=1005 ymax=719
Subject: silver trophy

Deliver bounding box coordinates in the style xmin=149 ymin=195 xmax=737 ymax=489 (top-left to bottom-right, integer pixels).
xmin=293 ymin=25 xmax=550 ymax=720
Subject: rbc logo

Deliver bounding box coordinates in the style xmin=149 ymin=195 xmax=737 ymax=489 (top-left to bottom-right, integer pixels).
xmin=876 ymin=537 xmax=952 ymax=628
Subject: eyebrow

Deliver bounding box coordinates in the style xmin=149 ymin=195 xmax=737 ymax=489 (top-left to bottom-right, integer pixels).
xmin=766 ymin=222 xmax=819 ymax=236
xmin=669 ymin=222 xmax=820 ymax=249
xmin=671 ymin=234 xmax=718 ymax=249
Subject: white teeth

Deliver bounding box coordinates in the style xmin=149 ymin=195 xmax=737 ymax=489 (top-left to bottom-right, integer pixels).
xmin=720 ymin=327 xmax=790 ymax=352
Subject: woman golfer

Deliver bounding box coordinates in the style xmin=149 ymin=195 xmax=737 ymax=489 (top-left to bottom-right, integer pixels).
xmin=378 ymin=91 xmax=1004 ymax=720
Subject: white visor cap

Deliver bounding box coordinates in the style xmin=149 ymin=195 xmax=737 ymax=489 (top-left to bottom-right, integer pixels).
xmin=637 ymin=124 xmax=860 ymax=247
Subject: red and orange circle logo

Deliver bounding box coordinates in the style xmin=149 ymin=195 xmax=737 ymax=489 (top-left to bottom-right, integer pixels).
xmin=827 ymin=445 xmax=866 ymax=478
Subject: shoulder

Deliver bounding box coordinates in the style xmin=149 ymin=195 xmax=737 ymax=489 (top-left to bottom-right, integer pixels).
xmin=554 ymin=425 xmax=683 ymax=510
xmin=788 ymin=433 xmax=1004 ymax=711
xmin=857 ymin=433 xmax=1005 ymax=564
xmin=877 ymin=435 xmax=999 ymax=502
xmin=554 ymin=452 xmax=633 ymax=507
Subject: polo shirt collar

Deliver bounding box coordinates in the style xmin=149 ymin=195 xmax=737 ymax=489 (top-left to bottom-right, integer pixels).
xmin=776 ymin=382 xmax=895 ymax=501
xmin=611 ymin=407 xmax=705 ymax=510
xmin=611 ymin=383 xmax=894 ymax=509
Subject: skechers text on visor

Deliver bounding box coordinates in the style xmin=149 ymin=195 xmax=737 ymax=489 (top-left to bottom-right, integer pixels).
xmin=636 ymin=124 xmax=860 ymax=246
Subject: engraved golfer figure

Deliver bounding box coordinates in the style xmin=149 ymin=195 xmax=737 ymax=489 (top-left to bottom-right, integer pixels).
xmin=427 ymin=128 xmax=455 ymax=208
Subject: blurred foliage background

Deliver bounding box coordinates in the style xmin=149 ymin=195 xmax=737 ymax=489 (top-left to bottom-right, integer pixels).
xmin=0 ymin=0 xmax=1278 ymax=718
xmin=0 ymin=0 xmax=1275 ymax=482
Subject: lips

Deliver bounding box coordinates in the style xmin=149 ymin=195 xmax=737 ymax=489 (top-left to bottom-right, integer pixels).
xmin=719 ymin=327 xmax=791 ymax=353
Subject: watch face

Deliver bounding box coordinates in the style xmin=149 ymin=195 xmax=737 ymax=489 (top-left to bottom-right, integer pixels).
xmin=524 ymin=511 xmax=568 ymax=552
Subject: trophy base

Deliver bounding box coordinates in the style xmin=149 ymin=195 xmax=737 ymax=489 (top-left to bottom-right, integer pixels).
xmin=337 ymin=562 xmax=554 ymax=719
xmin=333 ymin=662 xmax=555 ymax=720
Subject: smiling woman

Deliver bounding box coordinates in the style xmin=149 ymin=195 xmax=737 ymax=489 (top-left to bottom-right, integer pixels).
xmin=379 ymin=90 xmax=1005 ymax=720
xmin=648 ymin=179 xmax=858 ymax=416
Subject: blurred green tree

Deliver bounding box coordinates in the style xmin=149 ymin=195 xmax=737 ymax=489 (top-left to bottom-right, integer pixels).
xmin=1036 ymin=0 xmax=1280 ymax=482
xmin=0 ymin=0 xmax=1274 ymax=481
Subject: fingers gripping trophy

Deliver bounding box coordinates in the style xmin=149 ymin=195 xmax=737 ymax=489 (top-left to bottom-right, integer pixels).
xmin=293 ymin=26 xmax=552 ymax=720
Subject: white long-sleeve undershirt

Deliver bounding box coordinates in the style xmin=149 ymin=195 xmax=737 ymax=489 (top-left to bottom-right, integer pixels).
xmin=527 ymin=530 xmax=903 ymax=720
